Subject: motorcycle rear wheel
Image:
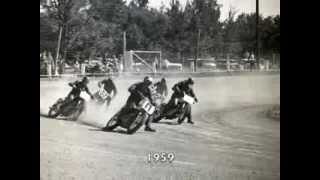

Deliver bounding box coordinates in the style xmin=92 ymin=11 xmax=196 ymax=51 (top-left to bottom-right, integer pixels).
xmin=104 ymin=117 xmax=119 ymax=131
xmin=177 ymin=103 xmax=191 ymax=124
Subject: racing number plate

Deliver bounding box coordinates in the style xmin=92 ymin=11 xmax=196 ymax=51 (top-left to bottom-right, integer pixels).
xmin=98 ymin=89 xmax=110 ymax=100
xmin=141 ymin=101 xmax=155 ymax=115
xmin=183 ymin=94 xmax=195 ymax=104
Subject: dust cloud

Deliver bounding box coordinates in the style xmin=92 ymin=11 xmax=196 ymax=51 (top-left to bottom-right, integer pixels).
xmin=40 ymin=74 xmax=280 ymax=127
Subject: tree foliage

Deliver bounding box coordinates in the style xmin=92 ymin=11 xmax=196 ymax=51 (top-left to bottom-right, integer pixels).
xmin=40 ymin=0 xmax=280 ymax=63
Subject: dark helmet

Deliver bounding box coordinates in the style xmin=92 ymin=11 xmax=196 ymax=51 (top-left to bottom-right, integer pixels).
xmin=187 ymin=77 xmax=194 ymax=85
xmin=143 ymin=76 xmax=153 ymax=85
xmin=82 ymin=76 xmax=89 ymax=83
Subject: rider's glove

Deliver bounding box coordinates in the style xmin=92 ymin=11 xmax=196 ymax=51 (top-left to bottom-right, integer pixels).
xmin=90 ymin=95 xmax=94 ymax=100
xmin=195 ymin=98 xmax=198 ymax=103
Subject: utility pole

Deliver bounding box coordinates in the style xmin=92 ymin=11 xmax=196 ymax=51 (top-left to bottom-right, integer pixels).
xmin=55 ymin=26 xmax=63 ymax=76
xmin=63 ymin=24 xmax=68 ymax=63
xmin=123 ymin=31 xmax=126 ymax=55
xmin=256 ymin=0 xmax=260 ymax=69
xmin=123 ymin=31 xmax=127 ymax=72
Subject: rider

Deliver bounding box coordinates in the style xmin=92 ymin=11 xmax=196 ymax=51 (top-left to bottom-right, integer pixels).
xmin=103 ymin=76 xmax=157 ymax=132
xmin=164 ymin=77 xmax=198 ymax=124
xmin=65 ymin=76 xmax=94 ymax=105
xmin=154 ymin=78 xmax=168 ymax=98
xmin=97 ymin=77 xmax=118 ymax=107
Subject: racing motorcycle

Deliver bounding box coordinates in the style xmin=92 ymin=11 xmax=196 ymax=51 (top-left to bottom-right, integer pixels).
xmin=92 ymin=87 xmax=111 ymax=106
xmin=152 ymin=94 xmax=196 ymax=124
xmin=103 ymin=97 xmax=156 ymax=134
xmin=48 ymin=95 xmax=85 ymax=121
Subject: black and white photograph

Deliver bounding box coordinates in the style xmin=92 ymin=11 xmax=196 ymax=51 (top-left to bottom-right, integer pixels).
xmin=40 ymin=0 xmax=280 ymax=179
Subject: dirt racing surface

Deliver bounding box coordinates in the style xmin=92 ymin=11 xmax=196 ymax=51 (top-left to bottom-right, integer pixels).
xmin=40 ymin=74 xmax=280 ymax=180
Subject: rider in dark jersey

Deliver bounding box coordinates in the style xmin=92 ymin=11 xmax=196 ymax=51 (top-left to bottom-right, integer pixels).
xmin=66 ymin=76 xmax=94 ymax=103
xmin=163 ymin=78 xmax=198 ymax=124
xmin=98 ymin=77 xmax=117 ymax=106
xmin=154 ymin=78 xmax=168 ymax=98
xmin=102 ymin=76 xmax=156 ymax=132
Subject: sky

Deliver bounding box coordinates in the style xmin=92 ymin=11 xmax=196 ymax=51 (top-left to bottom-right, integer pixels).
xmin=146 ymin=0 xmax=280 ymax=21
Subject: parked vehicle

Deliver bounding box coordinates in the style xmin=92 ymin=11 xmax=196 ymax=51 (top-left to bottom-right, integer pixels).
xmin=163 ymin=59 xmax=182 ymax=71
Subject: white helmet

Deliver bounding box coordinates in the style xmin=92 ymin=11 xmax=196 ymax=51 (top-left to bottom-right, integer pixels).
xmin=144 ymin=76 xmax=153 ymax=84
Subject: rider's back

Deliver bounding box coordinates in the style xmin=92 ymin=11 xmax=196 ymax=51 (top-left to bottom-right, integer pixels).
xmin=126 ymin=82 xmax=152 ymax=105
xmin=101 ymin=78 xmax=117 ymax=94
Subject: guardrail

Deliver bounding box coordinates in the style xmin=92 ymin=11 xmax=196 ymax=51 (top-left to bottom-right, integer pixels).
xmin=40 ymin=69 xmax=280 ymax=80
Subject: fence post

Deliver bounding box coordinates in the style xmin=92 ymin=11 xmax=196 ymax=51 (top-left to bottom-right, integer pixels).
xmin=80 ymin=63 xmax=86 ymax=76
xmin=265 ymin=60 xmax=269 ymax=71
xmin=226 ymin=54 xmax=231 ymax=72
xmin=152 ymin=60 xmax=157 ymax=73
xmin=240 ymin=63 xmax=244 ymax=71
xmin=272 ymin=53 xmax=276 ymax=68
xmin=47 ymin=63 xmax=52 ymax=79
xmin=190 ymin=61 xmax=195 ymax=72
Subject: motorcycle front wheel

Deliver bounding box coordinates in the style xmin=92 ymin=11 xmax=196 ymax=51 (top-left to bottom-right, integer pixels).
xmin=48 ymin=107 xmax=60 ymax=118
xmin=177 ymin=103 xmax=191 ymax=124
xmin=127 ymin=113 xmax=146 ymax=134
xmin=70 ymin=101 xmax=85 ymax=121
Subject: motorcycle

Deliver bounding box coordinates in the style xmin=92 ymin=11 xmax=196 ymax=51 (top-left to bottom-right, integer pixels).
xmin=152 ymin=94 xmax=196 ymax=124
xmin=48 ymin=95 xmax=85 ymax=121
xmin=103 ymin=98 xmax=156 ymax=134
xmin=92 ymin=87 xmax=112 ymax=106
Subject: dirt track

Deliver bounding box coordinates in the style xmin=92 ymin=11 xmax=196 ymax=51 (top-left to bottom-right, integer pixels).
xmin=40 ymin=74 xmax=280 ymax=180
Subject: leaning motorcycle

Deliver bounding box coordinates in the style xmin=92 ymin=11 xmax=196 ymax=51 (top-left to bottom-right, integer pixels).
xmin=92 ymin=87 xmax=111 ymax=106
xmin=152 ymin=94 xmax=196 ymax=124
xmin=48 ymin=93 xmax=86 ymax=121
xmin=104 ymin=98 xmax=156 ymax=134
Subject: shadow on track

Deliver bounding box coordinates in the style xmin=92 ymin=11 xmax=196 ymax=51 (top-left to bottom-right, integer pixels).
xmin=40 ymin=113 xmax=49 ymax=118
xmin=89 ymin=128 xmax=129 ymax=135
xmin=155 ymin=121 xmax=179 ymax=125
xmin=40 ymin=111 xmax=75 ymax=122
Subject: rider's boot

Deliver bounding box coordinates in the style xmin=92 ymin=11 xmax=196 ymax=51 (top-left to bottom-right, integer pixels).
xmin=187 ymin=120 xmax=194 ymax=124
xmin=145 ymin=126 xmax=156 ymax=132
xmin=177 ymin=118 xmax=184 ymax=124
xmin=144 ymin=118 xmax=156 ymax=132
xmin=187 ymin=114 xmax=194 ymax=124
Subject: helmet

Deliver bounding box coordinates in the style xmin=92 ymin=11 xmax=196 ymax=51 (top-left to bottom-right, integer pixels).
xmin=187 ymin=77 xmax=194 ymax=85
xmin=143 ymin=76 xmax=153 ymax=85
xmin=82 ymin=76 xmax=89 ymax=83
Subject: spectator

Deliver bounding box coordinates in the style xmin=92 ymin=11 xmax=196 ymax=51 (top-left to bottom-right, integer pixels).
xmin=58 ymin=60 xmax=64 ymax=74
xmin=244 ymin=51 xmax=250 ymax=60
xmin=249 ymin=52 xmax=255 ymax=71
xmin=154 ymin=57 xmax=159 ymax=71
xmin=112 ymin=55 xmax=119 ymax=72
xmin=75 ymin=60 xmax=80 ymax=72
xmin=119 ymin=55 xmax=124 ymax=72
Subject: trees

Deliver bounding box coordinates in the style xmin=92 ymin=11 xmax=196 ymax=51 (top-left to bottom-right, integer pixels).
xmin=40 ymin=15 xmax=58 ymax=53
xmin=184 ymin=0 xmax=222 ymax=58
xmin=260 ymin=15 xmax=280 ymax=55
xmin=40 ymin=0 xmax=280 ymax=64
xmin=164 ymin=0 xmax=185 ymax=58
